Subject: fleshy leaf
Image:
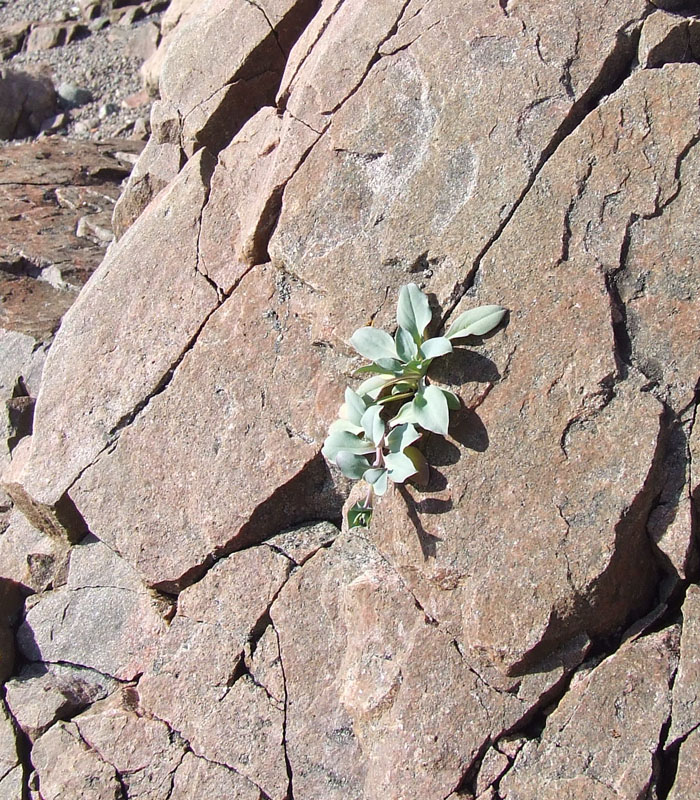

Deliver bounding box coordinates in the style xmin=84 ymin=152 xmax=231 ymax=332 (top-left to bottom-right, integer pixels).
xmin=347 ymin=502 xmax=372 ymax=529
xmin=349 ymin=327 xmax=398 ymax=361
xmin=386 ymin=423 xmax=421 ymax=453
xmin=357 ymin=374 xmax=392 ymax=400
xmin=364 ymin=467 xmax=389 ymax=496
xmin=404 ymin=445 xmax=429 ymax=486
xmin=412 ymin=384 xmax=449 ymax=436
xmin=445 ymin=305 xmax=506 ymax=340
xmin=384 ymin=451 xmax=418 ymax=483
xmin=353 ymin=363 xmax=396 ymax=376
xmin=397 ymin=283 xmax=432 ymax=343
xmin=419 ymin=337 xmax=453 ymax=360
xmin=322 ymin=430 xmax=375 ymax=461
xmin=343 ymin=387 xmax=367 ymax=425
xmin=328 ymin=418 xmax=364 ymax=436
xmin=395 ymin=327 xmax=418 ymax=362
xmin=361 ymin=405 xmax=385 ymax=446
xmin=388 ymin=398 xmax=420 ymax=427
xmin=441 ymin=388 xmax=461 ymax=410
xmin=375 ymin=357 xmax=404 ymax=373
xmin=336 ymin=451 xmax=371 ymax=480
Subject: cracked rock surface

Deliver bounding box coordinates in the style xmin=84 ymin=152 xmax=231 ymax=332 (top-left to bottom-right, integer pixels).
xmin=1 ymin=1 xmax=700 ymax=798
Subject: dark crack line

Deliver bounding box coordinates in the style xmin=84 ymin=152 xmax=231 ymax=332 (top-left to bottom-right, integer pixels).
xmin=1 ymin=691 xmax=32 ymax=799
xmin=245 ymin=0 xmax=287 ymax=59
xmin=439 ymin=15 xmax=649 ymax=330
xmin=271 ymin=621 xmax=294 ymax=800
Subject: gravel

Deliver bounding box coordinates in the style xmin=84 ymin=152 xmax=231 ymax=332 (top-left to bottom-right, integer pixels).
xmin=0 ymin=0 xmax=160 ymax=140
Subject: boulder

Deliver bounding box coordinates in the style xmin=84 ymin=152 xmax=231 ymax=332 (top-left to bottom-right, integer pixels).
xmin=499 ymin=628 xmax=679 ymax=800
xmin=0 ymin=68 xmax=56 ymax=139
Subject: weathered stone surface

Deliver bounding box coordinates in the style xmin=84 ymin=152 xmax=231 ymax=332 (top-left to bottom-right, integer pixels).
xmin=366 ymin=64 xmax=700 ymax=676
xmin=22 ymin=149 xmax=219 ymax=512
xmin=72 ymin=691 xmax=187 ymax=800
xmin=0 ymin=700 xmax=20 ymax=788
xmin=31 ymin=721 xmax=121 ymax=800
xmin=270 ymin=0 xmax=650 ymax=341
xmin=668 ymin=585 xmax=700 ymax=744
xmin=0 ymin=510 xmax=65 ymax=595
xmin=668 ymin=726 xmax=700 ymax=800
xmin=5 ymin=662 xmax=118 ymax=742
xmin=0 ymin=137 xmax=143 ymax=340
xmin=500 ymin=628 xmax=679 ymax=800
xmin=0 ymin=67 xmax=56 ymax=139
xmin=639 ymin=10 xmax=700 ymax=69
xmin=139 ymin=523 xmax=337 ymax=795
xmin=119 ymin=0 xmax=320 ymax=233
xmin=17 ymin=536 xmax=168 ymax=680
xmin=70 ymin=267 xmax=345 ymax=589
xmin=0 ymin=22 xmax=29 ymax=61
xmin=170 ymin=751 xmax=261 ymax=800
xmin=270 ymin=531 xmax=538 ymax=800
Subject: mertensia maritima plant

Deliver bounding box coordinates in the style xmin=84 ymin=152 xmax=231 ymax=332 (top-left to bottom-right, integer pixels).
xmin=322 ymin=284 xmax=506 ymax=529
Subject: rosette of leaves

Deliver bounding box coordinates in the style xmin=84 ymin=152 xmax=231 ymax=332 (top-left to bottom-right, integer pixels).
xmin=323 ymin=283 xmax=506 ymax=528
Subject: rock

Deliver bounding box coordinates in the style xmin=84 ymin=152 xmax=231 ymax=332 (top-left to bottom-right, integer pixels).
xmin=0 ymin=67 xmax=56 ymax=139
xmin=98 ymin=102 xmax=119 ymax=119
xmin=0 ymin=701 xmax=20 ymax=791
xmin=17 ymin=149 xmax=219 ymax=521
xmin=499 ymin=628 xmax=679 ymax=800
xmin=476 ymin=748 xmax=511 ymax=796
xmin=639 ymin=11 xmax=700 ymax=69
xmin=364 ymin=64 xmax=700 ymax=677
xmin=170 ymin=752 xmax=261 ymax=799
xmin=668 ymin=585 xmax=700 ymax=744
xmin=38 ymin=112 xmax=68 ymax=133
xmin=31 ymin=721 xmax=122 ymax=800
xmin=25 ymin=22 xmax=87 ymax=53
xmin=70 ymin=691 xmax=187 ymax=800
xmin=0 ymin=137 xmax=143 ymax=341
xmin=57 ymin=81 xmax=93 ymax=109
xmin=120 ymin=0 xmax=321 ymax=234
xmin=0 ymin=510 xmax=66 ymax=595
xmin=69 ymin=266 xmax=346 ymax=589
xmin=16 ymin=536 xmax=169 ymax=680
xmin=138 ymin=537 xmax=298 ymax=796
xmin=127 ymin=20 xmax=160 ymax=61
xmin=668 ymin=727 xmax=700 ymax=800
xmin=5 ymin=662 xmax=118 ymax=741
xmin=0 ymin=21 xmax=30 ymax=60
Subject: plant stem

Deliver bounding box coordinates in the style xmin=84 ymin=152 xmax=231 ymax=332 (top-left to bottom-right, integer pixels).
xmin=376 ymin=391 xmax=415 ymax=405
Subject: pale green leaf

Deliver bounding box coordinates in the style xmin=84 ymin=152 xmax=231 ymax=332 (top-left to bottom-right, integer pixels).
xmin=397 ymin=283 xmax=432 ymax=343
xmin=388 ymin=398 xmax=420 ymax=427
xmin=364 ymin=467 xmax=389 ymax=496
xmin=336 ymin=451 xmax=371 ymax=480
xmin=445 ymin=305 xmax=506 ymax=340
xmin=384 ymin=451 xmax=418 ymax=483
xmin=412 ymin=384 xmax=449 ymax=436
xmin=328 ymin=418 xmax=364 ymax=436
xmin=343 ymin=387 xmax=367 ymax=425
xmin=375 ymin=357 xmax=403 ymax=373
xmin=395 ymin=326 xmax=418 ymax=362
xmin=349 ymin=327 xmax=398 ymax=361
xmin=353 ymin=363 xmax=396 ymax=376
xmin=441 ymin=388 xmax=461 ymax=410
xmin=322 ymin=430 xmax=374 ymax=461
xmin=386 ymin=423 xmax=421 ymax=454
xmin=357 ymin=374 xmax=392 ymax=401
xmin=347 ymin=502 xmax=372 ymax=529
xmin=419 ymin=337 xmax=453 ymax=360
xmin=361 ymin=405 xmax=385 ymax=446
xmin=404 ymin=445 xmax=429 ymax=486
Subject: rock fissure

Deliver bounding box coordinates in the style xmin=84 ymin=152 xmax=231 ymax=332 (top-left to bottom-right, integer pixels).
xmin=245 ymin=0 xmax=287 ymax=59
xmin=440 ymin=15 xmax=648 ymax=330
xmin=272 ymin=621 xmax=294 ymax=800
xmin=0 ymin=692 xmax=31 ymax=798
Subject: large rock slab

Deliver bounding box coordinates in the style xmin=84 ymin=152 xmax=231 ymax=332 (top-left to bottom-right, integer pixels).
xmin=114 ymin=0 xmax=321 ymax=236
xmin=170 ymin=752 xmax=261 ymax=800
xmin=70 ymin=267 xmax=346 ymax=589
xmin=16 ymin=536 xmax=169 ymax=680
xmin=499 ymin=628 xmax=679 ymax=800
xmin=367 ymin=63 xmax=700 ymax=676
xmin=668 ymin=726 xmax=700 ymax=800
xmin=14 ymin=149 xmax=219 ymax=519
xmin=0 ymin=67 xmax=56 ymax=139
xmin=269 ymin=530 xmax=557 ymax=800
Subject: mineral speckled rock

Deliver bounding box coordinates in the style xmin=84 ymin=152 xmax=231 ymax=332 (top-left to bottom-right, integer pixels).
xmin=22 ymin=148 xmax=219 ymax=513
xmin=17 ymin=536 xmax=168 ymax=680
xmin=70 ymin=267 xmax=346 ymax=589
xmin=668 ymin=727 xmax=700 ymax=800
xmin=499 ymin=628 xmax=679 ymax=800
xmin=668 ymin=585 xmax=700 ymax=744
